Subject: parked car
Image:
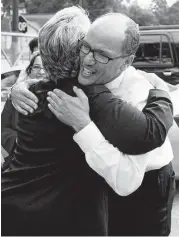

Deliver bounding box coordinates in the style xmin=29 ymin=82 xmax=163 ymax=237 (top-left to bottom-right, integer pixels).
xmin=1 ymin=67 xmax=179 ymax=178
xmin=133 ymin=25 xmax=179 ymax=85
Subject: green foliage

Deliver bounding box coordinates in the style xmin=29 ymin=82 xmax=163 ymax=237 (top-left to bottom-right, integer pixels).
xmin=125 ymin=4 xmax=159 ymax=26
xmin=2 ymin=0 xmax=11 ymax=16
xmin=25 ymin=0 xmax=79 ymax=13
xmin=1 ymin=16 xmax=11 ymax=31
xmin=84 ymin=0 xmax=114 ymax=21
xmin=25 ymin=0 xmax=126 ymax=20
xmin=150 ymin=0 xmax=168 ymax=13
xmin=149 ymin=0 xmax=169 ymax=24
xmin=2 ymin=0 xmax=179 ymax=26
xmin=168 ymin=1 xmax=179 ymax=24
xmin=149 ymin=0 xmax=179 ymax=25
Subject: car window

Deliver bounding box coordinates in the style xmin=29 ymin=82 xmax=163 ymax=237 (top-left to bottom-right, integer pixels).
xmin=175 ymin=43 xmax=179 ymax=60
xmin=161 ymin=35 xmax=172 ymax=64
xmin=133 ymin=34 xmax=173 ymax=66
xmin=133 ymin=35 xmax=161 ymax=66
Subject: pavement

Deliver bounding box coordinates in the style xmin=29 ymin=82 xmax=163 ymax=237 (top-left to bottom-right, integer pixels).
xmin=171 ymin=183 xmax=179 ymax=236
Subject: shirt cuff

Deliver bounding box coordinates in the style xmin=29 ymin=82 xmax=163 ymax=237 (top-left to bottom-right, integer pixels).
xmin=73 ymin=121 xmax=106 ymax=153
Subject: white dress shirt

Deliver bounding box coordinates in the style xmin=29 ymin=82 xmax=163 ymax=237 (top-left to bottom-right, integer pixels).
xmin=73 ymin=66 xmax=179 ymax=196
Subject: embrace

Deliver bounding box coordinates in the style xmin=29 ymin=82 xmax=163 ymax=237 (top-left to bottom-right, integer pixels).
xmin=2 ymin=6 xmax=179 ymax=236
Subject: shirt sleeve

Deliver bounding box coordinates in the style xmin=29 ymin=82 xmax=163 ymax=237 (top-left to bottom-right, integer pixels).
xmin=73 ymin=87 xmax=173 ymax=196
xmin=73 ymin=122 xmax=149 ymax=196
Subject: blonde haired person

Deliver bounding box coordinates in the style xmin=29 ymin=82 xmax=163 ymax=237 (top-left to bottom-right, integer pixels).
xmin=2 ymin=7 xmax=109 ymax=236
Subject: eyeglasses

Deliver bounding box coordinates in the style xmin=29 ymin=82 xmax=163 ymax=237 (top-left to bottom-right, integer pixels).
xmin=79 ymin=39 xmax=129 ymax=64
xmin=31 ymin=65 xmax=45 ymax=73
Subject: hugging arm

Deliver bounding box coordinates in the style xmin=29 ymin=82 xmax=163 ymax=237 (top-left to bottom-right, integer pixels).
xmin=83 ymin=85 xmax=173 ymax=155
xmin=11 ymin=82 xmax=173 ymax=196
xmin=73 ymin=85 xmax=173 ymax=196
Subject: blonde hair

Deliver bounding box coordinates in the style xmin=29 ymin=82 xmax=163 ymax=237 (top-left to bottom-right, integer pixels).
xmin=39 ymin=6 xmax=91 ymax=83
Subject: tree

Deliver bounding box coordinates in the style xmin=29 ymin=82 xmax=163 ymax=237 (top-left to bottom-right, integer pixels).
xmin=149 ymin=0 xmax=179 ymax=25
xmin=25 ymin=0 xmax=79 ymax=13
xmin=3 ymin=0 xmax=178 ymax=26
xmin=2 ymin=0 xmax=11 ymax=16
xmin=150 ymin=0 xmax=168 ymax=13
xmin=150 ymin=0 xmax=170 ymax=24
xmin=25 ymin=0 xmax=131 ymax=20
xmin=124 ymin=3 xmax=159 ymax=26
xmin=168 ymin=0 xmax=179 ymax=24
xmin=82 ymin=0 xmax=115 ymax=21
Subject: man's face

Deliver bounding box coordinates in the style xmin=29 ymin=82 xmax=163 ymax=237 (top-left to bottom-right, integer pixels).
xmin=78 ymin=18 xmax=127 ymax=86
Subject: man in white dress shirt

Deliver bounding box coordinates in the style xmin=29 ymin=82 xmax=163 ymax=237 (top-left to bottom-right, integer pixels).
xmin=46 ymin=13 xmax=178 ymax=236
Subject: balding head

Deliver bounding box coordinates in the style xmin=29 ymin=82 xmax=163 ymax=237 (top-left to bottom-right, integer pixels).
xmin=92 ymin=13 xmax=140 ymax=56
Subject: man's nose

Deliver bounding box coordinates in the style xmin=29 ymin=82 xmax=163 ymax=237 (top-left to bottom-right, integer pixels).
xmin=83 ymin=52 xmax=96 ymax=66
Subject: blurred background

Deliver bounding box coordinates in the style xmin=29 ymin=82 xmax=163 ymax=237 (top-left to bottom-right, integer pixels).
xmin=1 ymin=0 xmax=179 ymax=72
xmin=2 ymin=0 xmax=179 ymax=27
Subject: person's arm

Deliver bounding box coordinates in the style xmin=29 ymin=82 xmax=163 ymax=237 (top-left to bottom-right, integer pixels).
xmin=73 ymin=121 xmax=150 ymax=196
xmin=83 ymin=85 xmax=173 ymax=154
xmin=11 ymin=80 xmax=173 ymax=154
xmin=10 ymin=79 xmax=40 ymax=115
xmin=47 ymin=87 xmax=173 ymax=196
xmin=1 ymin=99 xmax=17 ymax=154
xmin=72 ymin=87 xmax=173 ymax=196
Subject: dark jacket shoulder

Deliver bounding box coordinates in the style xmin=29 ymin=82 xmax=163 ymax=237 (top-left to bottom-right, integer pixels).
xmin=29 ymin=79 xmax=79 ymax=117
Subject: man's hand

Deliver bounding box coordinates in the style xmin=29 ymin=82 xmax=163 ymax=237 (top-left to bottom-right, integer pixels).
xmin=47 ymin=86 xmax=91 ymax=132
xmin=11 ymin=79 xmax=39 ymax=115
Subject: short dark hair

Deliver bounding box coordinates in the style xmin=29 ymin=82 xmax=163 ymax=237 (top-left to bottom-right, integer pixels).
xmin=26 ymin=51 xmax=40 ymax=75
xmin=29 ymin=37 xmax=38 ymax=53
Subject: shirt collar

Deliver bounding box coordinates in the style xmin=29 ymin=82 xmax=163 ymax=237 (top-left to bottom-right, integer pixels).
xmin=105 ymin=70 xmax=124 ymax=91
xmin=105 ymin=66 xmax=134 ymax=91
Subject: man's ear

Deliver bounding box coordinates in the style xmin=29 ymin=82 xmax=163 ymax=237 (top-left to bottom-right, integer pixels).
xmin=125 ymin=55 xmax=134 ymax=67
xmin=121 ymin=55 xmax=134 ymax=71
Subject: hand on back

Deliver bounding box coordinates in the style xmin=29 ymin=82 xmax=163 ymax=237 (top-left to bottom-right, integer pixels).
xmin=11 ymin=79 xmax=39 ymax=115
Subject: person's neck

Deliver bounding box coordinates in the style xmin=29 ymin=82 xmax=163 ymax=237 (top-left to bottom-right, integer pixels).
xmin=105 ymin=69 xmax=126 ymax=87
